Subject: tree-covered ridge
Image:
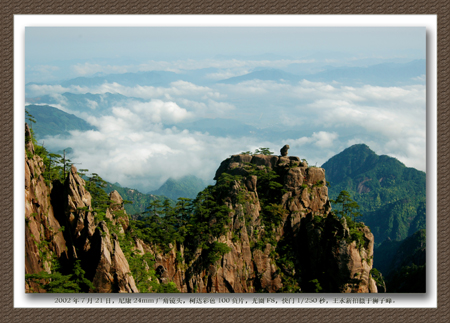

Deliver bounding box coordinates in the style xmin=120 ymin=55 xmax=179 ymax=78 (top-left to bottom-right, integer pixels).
xmin=374 ymin=229 xmax=426 ymax=275
xmin=129 ymin=172 xmax=248 ymax=265
xmin=147 ymin=175 xmax=208 ymax=201
xmin=373 ymin=229 xmax=426 ymax=292
xmin=26 ymin=105 xmax=97 ymax=140
xmin=25 ymin=115 xmax=75 ymax=185
xmin=102 ymin=181 xmax=172 ymax=216
xmin=364 ymin=198 xmax=426 ymax=242
xmin=322 ymin=144 xmax=426 ymax=245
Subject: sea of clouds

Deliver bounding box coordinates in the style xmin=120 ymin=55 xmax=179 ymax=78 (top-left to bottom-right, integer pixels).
xmin=25 ymin=59 xmax=426 ymax=192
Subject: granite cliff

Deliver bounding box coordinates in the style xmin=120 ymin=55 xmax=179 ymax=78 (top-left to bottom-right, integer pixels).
xmin=153 ymin=153 xmax=377 ymax=293
xmin=25 ymin=123 xmax=137 ymax=292
xmin=25 ymin=124 xmax=377 ymax=293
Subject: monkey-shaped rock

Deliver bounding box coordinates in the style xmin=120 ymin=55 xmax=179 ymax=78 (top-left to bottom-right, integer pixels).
xmin=280 ymin=144 xmax=290 ymax=156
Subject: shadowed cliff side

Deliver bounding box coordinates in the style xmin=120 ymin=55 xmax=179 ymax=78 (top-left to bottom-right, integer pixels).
xmin=25 ymin=124 xmax=69 ymax=292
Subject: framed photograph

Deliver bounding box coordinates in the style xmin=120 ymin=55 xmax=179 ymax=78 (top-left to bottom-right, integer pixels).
xmin=3 ymin=3 xmax=448 ymax=323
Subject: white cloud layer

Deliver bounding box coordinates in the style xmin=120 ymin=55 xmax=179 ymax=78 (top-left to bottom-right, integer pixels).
xmin=44 ymin=127 xmax=282 ymax=192
xmin=33 ymin=75 xmax=426 ymax=192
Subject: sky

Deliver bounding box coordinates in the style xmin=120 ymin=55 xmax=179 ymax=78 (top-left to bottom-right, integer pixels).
xmin=25 ymin=27 xmax=427 ymax=192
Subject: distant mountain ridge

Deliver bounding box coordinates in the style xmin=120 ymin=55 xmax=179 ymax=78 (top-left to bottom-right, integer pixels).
xmin=148 ymin=175 xmax=207 ymax=201
xmin=26 ymin=92 xmax=145 ymax=117
xmin=102 ymin=181 xmax=172 ymax=216
xmin=218 ymin=60 xmax=425 ymax=86
xmin=217 ymin=69 xmax=302 ymax=84
xmin=302 ymin=59 xmax=425 ymax=86
xmin=25 ymin=104 xmax=96 ymax=140
xmin=60 ymin=70 xmax=182 ymax=88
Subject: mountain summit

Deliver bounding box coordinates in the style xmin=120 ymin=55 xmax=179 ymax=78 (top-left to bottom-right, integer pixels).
xmin=322 ymin=144 xmax=426 ymax=245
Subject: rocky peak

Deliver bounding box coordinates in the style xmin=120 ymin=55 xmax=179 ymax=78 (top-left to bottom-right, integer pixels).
xmin=61 ymin=174 xmax=136 ymax=292
xmin=109 ymin=190 xmax=124 ymax=207
xmin=89 ymin=221 xmax=138 ymax=293
xmin=215 ymin=153 xmax=329 ymax=218
xmin=64 ymin=165 xmax=95 ymax=243
xmin=169 ymin=152 xmax=377 ymax=293
xmin=25 ymin=123 xmax=138 ymax=293
xmin=214 ymin=154 xmax=307 ymax=180
xmin=106 ymin=190 xmax=129 ymax=232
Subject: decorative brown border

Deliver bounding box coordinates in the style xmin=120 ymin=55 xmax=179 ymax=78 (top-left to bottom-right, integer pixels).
xmin=2 ymin=1 xmax=448 ymax=322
